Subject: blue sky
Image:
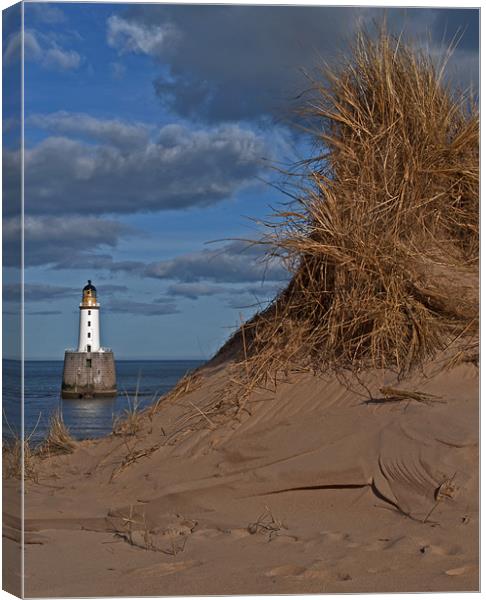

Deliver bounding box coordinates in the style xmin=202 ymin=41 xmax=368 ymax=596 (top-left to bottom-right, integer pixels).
xmin=3 ymin=3 xmax=479 ymax=359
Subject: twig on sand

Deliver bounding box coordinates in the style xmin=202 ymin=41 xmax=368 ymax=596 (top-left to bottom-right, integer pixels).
xmin=240 ymin=313 xmax=250 ymax=379
xmin=423 ymin=473 xmax=458 ymax=523
xmin=188 ymin=401 xmax=216 ymax=429
xmin=376 ymin=386 xmax=445 ymax=406
xmin=109 ymin=444 xmax=160 ymax=482
xmin=164 ymin=531 xmax=189 ymax=556
xmin=248 ymin=505 xmax=286 ymax=541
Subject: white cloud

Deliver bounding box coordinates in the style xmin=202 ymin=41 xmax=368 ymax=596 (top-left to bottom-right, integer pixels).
xmin=43 ymin=45 xmax=81 ymax=70
xmin=4 ymin=29 xmax=82 ymax=71
xmin=110 ymin=61 xmax=126 ymax=80
xmin=15 ymin=116 xmax=270 ymax=215
xmin=28 ymin=112 xmax=150 ymax=149
xmin=107 ymin=14 xmax=180 ymax=56
xmin=3 ymin=31 xmax=32 ymax=64
xmin=29 ymin=4 xmax=67 ymax=24
xmin=3 ymin=215 xmax=132 ymax=267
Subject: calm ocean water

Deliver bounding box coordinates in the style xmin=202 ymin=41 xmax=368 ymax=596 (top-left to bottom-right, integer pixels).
xmin=3 ymin=359 xmax=203 ymax=443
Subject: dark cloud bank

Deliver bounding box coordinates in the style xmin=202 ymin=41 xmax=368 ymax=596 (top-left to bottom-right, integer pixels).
xmin=53 ymin=240 xmax=288 ymax=289
xmin=109 ymin=6 xmax=478 ymax=122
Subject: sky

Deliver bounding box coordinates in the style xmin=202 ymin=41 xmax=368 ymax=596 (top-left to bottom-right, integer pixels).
xmin=2 ymin=2 xmax=479 ymax=360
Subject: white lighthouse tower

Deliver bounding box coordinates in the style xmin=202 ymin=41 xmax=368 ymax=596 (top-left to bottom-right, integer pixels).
xmin=78 ymin=280 xmax=101 ymax=352
xmin=61 ymin=281 xmax=117 ymax=399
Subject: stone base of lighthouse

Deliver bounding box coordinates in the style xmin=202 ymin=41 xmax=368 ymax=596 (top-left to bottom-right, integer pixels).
xmin=61 ymin=351 xmax=117 ymax=399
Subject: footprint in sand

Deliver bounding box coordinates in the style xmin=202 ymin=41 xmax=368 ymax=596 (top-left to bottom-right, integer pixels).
xmin=362 ymin=537 xmax=463 ymax=563
xmin=319 ymin=530 xmax=351 ymax=542
xmin=421 ymin=543 xmax=462 ymax=557
xmin=265 ymin=565 xmax=307 ymax=577
xmin=381 ymin=536 xmax=464 ymax=558
xmin=302 ymin=569 xmax=328 ymax=581
xmin=128 ymin=560 xmax=201 ymax=577
xmin=225 ymin=528 xmax=252 ymax=540
xmin=301 ymin=561 xmax=329 ymax=581
xmin=445 ymin=564 xmax=477 ymax=577
xmin=191 ymin=528 xmax=224 ymax=541
xmin=266 ymin=562 xmax=328 ymax=581
xmin=271 ymin=534 xmax=299 ymax=543
xmin=363 ymin=540 xmax=388 ymax=552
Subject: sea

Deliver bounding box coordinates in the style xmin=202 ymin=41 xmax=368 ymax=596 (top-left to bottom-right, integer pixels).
xmin=3 ymin=359 xmax=203 ymax=444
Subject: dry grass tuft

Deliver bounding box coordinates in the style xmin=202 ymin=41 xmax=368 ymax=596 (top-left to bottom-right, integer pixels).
xmin=3 ymin=438 xmax=39 ymax=482
xmin=218 ymin=26 xmax=478 ymax=391
xmin=112 ymin=377 xmax=147 ymax=437
xmin=3 ymin=412 xmax=42 ymax=481
xmin=38 ymin=411 xmax=76 ymax=457
xmin=113 ymin=396 xmax=144 ymax=437
xmin=3 ymin=411 xmax=75 ymax=481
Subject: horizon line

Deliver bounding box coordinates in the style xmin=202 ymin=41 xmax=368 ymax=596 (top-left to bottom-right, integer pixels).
xmin=5 ymin=356 xmax=207 ymax=362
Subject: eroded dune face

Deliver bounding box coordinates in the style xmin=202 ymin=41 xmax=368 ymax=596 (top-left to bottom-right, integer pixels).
xmin=147 ymin=358 xmax=478 ymax=524
xmin=11 ymin=350 xmax=478 ymax=596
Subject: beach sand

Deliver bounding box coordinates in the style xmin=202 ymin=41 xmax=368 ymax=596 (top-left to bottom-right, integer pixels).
xmin=4 ymin=350 xmax=478 ymax=596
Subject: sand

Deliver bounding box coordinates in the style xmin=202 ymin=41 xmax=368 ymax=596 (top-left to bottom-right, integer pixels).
xmin=3 ymin=353 xmax=479 ymax=596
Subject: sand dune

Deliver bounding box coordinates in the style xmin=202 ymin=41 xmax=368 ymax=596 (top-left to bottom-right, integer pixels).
xmin=3 ymin=351 xmax=478 ymax=595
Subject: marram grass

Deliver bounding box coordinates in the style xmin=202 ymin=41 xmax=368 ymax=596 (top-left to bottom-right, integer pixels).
xmin=220 ymin=27 xmax=478 ymax=384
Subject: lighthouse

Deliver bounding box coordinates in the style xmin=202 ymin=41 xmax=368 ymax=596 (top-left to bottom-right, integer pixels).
xmin=61 ymin=281 xmax=117 ymax=399
xmin=78 ymin=280 xmax=100 ymax=352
